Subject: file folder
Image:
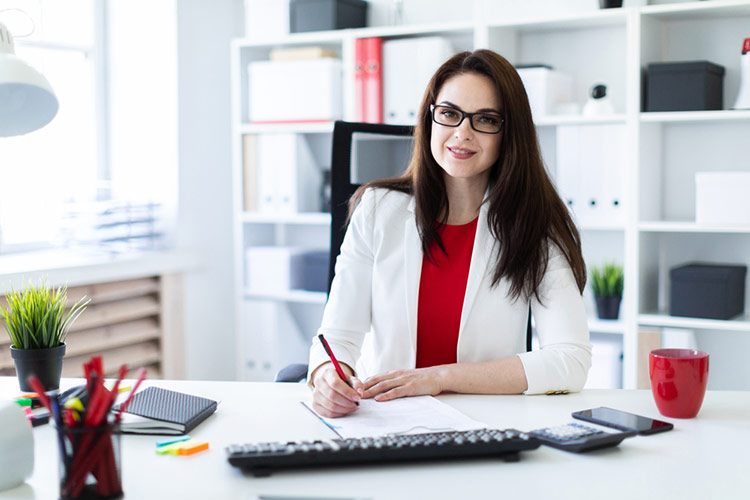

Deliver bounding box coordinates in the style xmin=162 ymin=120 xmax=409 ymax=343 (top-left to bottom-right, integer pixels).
xmin=256 ymin=134 xmax=321 ymax=214
xmin=354 ymin=38 xmax=367 ymax=122
xmin=363 ymin=37 xmax=383 ymax=123
xmin=556 ymin=124 xmax=626 ymax=227
xmin=383 ymin=37 xmax=453 ymax=125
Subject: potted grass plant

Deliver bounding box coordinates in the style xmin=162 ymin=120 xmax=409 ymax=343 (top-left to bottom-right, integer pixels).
xmin=1 ymin=280 xmax=89 ymax=391
xmin=591 ymin=262 xmax=624 ymax=320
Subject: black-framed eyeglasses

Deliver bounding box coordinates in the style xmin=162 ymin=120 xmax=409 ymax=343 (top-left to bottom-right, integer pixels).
xmin=430 ymin=104 xmax=504 ymax=134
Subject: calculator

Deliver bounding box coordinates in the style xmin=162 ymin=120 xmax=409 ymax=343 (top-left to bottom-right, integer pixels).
xmin=530 ymin=422 xmax=636 ymax=453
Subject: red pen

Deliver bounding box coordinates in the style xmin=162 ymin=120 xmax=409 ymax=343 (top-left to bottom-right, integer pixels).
xmin=318 ymin=334 xmax=359 ymax=406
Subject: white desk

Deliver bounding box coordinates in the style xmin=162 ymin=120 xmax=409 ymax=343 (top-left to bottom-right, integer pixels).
xmin=1 ymin=378 xmax=747 ymax=500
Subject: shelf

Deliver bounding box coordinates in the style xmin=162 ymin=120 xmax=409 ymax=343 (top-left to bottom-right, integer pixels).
xmin=232 ymin=0 xmax=750 ymax=389
xmin=244 ymin=288 xmax=327 ymax=304
xmin=640 ymin=110 xmax=750 ymax=124
xmin=232 ymin=31 xmax=346 ymax=49
xmin=588 ymin=318 xmax=625 ymax=334
xmin=639 ymin=221 xmax=750 ymax=234
xmin=578 ymin=222 xmax=626 ymax=232
xmin=239 ymin=122 xmax=335 ymax=135
xmin=242 ymin=212 xmax=331 ymax=225
xmin=231 ymin=2 xmax=750 ymax=47
xmin=639 ymin=312 xmax=750 ymax=332
xmin=640 ymin=0 xmax=750 ymax=21
xmin=349 ymin=22 xmax=475 ymax=40
xmin=233 ymin=22 xmax=476 ymax=49
xmin=535 ymin=114 xmax=627 ymax=127
xmin=489 ymin=7 xmax=627 ymax=31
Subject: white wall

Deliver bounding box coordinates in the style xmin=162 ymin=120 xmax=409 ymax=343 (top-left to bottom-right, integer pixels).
xmin=109 ymin=0 xmax=178 ymax=212
xmin=176 ymin=0 xmax=244 ymax=380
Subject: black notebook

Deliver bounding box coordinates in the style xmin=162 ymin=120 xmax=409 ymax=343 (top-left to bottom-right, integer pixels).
xmin=115 ymin=387 xmax=218 ymax=435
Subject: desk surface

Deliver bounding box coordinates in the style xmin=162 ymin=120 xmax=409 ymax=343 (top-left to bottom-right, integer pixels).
xmin=1 ymin=378 xmax=747 ymax=500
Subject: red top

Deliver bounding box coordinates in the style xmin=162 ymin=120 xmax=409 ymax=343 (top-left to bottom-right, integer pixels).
xmin=416 ymin=217 xmax=478 ymax=368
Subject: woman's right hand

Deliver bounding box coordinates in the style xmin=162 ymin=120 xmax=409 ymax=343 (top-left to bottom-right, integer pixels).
xmin=311 ymin=362 xmax=363 ymax=418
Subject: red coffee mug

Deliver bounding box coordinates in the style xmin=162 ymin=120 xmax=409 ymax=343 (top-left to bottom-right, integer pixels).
xmin=649 ymin=348 xmax=709 ymax=418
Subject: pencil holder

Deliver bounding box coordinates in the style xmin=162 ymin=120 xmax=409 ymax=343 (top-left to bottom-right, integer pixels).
xmin=56 ymin=422 xmax=123 ymax=499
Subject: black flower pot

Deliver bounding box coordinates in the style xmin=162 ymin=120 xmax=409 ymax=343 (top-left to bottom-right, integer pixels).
xmin=10 ymin=343 xmax=66 ymax=392
xmin=595 ymin=296 xmax=622 ymax=320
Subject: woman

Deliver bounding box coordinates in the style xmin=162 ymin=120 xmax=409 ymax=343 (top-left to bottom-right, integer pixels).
xmin=309 ymin=49 xmax=591 ymax=418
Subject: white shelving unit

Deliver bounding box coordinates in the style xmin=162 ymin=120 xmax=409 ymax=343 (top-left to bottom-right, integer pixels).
xmin=232 ymin=0 xmax=750 ymax=389
xmin=243 ymin=288 xmax=327 ymax=304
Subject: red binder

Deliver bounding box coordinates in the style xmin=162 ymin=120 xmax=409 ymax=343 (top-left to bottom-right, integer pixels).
xmin=354 ymin=38 xmax=367 ymax=122
xmin=363 ymin=37 xmax=383 ymax=123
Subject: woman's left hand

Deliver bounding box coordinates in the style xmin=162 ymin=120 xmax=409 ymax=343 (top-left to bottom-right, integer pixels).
xmin=362 ymin=367 xmax=445 ymax=402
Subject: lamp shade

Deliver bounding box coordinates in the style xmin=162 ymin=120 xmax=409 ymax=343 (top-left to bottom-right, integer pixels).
xmin=0 ymin=22 xmax=59 ymax=137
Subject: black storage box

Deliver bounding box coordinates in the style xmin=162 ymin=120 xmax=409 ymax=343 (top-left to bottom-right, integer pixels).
xmin=290 ymin=0 xmax=367 ymax=33
xmin=670 ymin=263 xmax=747 ymax=320
xmin=646 ymin=61 xmax=725 ymax=111
xmin=300 ymin=250 xmax=329 ymax=292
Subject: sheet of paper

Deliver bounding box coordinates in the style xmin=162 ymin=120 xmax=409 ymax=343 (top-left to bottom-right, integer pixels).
xmin=303 ymin=395 xmax=486 ymax=439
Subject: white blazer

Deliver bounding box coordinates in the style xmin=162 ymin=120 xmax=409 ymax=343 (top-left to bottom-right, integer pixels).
xmin=308 ymin=188 xmax=592 ymax=394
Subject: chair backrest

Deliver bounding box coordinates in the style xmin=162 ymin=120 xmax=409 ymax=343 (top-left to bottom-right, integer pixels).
xmin=275 ymin=121 xmax=414 ymax=383
xmin=328 ymin=120 xmax=415 ymax=292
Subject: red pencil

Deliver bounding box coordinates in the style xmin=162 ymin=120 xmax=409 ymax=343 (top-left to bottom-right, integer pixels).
xmin=26 ymin=376 xmax=52 ymax=412
xmin=318 ymin=334 xmax=358 ymax=406
xmin=115 ymin=367 xmax=147 ymax=421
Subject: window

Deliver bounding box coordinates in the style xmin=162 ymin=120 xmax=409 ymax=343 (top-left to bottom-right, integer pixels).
xmin=0 ymin=0 xmax=97 ymax=251
xmin=0 ymin=0 xmax=177 ymax=254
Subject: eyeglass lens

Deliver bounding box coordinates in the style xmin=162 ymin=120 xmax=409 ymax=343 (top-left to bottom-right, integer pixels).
xmin=432 ymin=105 xmax=503 ymax=133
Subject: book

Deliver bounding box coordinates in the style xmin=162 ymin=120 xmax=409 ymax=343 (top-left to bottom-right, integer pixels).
xmin=269 ymin=46 xmax=338 ymax=61
xmin=115 ymin=387 xmax=217 ymax=435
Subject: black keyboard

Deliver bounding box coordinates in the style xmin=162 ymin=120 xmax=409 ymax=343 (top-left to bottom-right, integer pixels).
xmin=227 ymin=428 xmax=540 ymax=476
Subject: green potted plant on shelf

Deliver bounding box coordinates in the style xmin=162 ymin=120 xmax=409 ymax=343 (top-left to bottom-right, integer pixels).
xmin=1 ymin=280 xmax=89 ymax=391
xmin=591 ymin=262 xmax=624 ymax=320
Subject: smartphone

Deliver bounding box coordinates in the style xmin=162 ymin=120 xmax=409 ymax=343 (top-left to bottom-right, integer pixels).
xmin=572 ymin=407 xmax=674 ymax=435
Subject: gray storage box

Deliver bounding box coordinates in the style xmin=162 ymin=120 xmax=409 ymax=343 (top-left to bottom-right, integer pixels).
xmin=646 ymin=61 xmax=725 ymax=111
xmin=290 ymin=0 xmax=367 ymax=33
xmin=300 ymin=250 xmax=329 ymax=292
xmin=670 ymin=263 xmax=747 ymax=320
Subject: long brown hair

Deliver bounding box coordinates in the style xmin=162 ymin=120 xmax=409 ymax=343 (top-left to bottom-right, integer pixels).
xmin=350 ymin=49 xmax=586 ymax=302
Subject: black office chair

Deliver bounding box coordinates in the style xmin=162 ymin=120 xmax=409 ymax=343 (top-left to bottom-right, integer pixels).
xmin=275 ymin=121 xmax=413 ymax=383
xmin=274 ymin=121 xmax=532 ymax=382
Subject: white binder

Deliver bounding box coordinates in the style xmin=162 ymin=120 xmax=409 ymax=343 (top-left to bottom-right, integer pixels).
xmin=256 ymin=134 xmax=280 ymax=213
xmin=556 ymin=125 xmax=583 ymax=222
xmin=556 ymin=124 xmax=626 ymax=227
xmin=600 ymin=125 xmax=627 ymax=224
xmin=256 ymin=134 xmax=321 ymax=214
xmin=383 ymin=37 xmax=453 ymax=125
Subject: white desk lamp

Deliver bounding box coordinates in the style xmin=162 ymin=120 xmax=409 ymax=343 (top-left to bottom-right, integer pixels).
xmin=0 ymin=21 xmax=59 ymax=136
